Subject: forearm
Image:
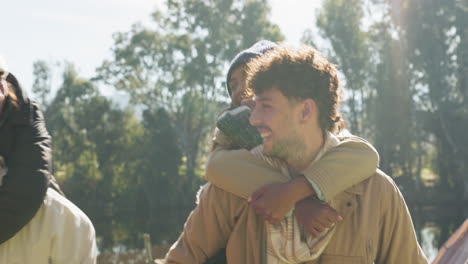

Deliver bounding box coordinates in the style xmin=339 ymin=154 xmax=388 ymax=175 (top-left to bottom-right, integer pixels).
xmin=303 ymin=136 xmax=379 ymax=202
xmin=206 ymin=149 xmax=288 ymax=199
xmin=284 ymin=176 xmax=317 ymax=204
xmin=207 ymin=134 xmax=379 ymax=205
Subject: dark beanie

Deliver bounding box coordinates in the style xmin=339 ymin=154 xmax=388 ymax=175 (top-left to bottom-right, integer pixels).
xmin=226 ymin=40 xmax=278 ymax=96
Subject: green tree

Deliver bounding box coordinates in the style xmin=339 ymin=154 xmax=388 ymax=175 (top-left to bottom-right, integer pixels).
xmin=315 ymin=0 xmax=371 ymax=136
xmin=33 ymin=0 xmax=285 ymax=250
xmin=389 ymin=0 xmax=468 ymax=199
xmin=39 ymin=63 xmax=146 ymax=248
xmin=97 ymin=0 xmax=284 ymax=178
xmin=313 ymin=0 xmax=430 ymax=184
xmin=388 ymin=0 xmax=468 ymax=244
xmin=32 ymin=60 xmax=52 ymax=107
xmin=313 ymin=0 xmax=468 ymax=247
xmin=134 ymin=108 xmax=192 ymax=243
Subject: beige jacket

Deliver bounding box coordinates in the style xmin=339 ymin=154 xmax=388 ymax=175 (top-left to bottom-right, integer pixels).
xmin=313 ymin=170 xmax=428 ymax=263
xmin=166 ymin=183 xmax=266 ymax=263
xmin=165 ymin=171 xmax=428 ymax=264
xmin=165 ymin=136 xmax=427 ymax=263
xmin=166 ymin=136 xmax=378 ymax=264
xmin=249 ymin=133 xmax=341 ymax=263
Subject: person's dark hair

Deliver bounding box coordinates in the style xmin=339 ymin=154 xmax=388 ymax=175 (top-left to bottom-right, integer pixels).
xmin=246 ymin=45 xmax=345 ymax=134
xmin=3 ymin=73 xmax=19 ymax=108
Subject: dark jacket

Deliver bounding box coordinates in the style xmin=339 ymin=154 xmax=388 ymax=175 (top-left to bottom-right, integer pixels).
xmin=0 ymin=73 xmax=61 ymax=243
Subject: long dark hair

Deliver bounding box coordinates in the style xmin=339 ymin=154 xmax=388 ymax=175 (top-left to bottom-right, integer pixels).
xmin=3 ymin=73 xmax=19 ymax=109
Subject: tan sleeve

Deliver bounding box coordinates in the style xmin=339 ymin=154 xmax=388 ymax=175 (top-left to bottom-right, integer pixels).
xmin=206 ymin=136 xmax=379 ymax=201
xmin=205 ymin=149 xmax=288 ymax=199
xmin=302 ymin=136 xmax=379 ymax=202
xmin=165 ymin=183 xmax=247 ymax=264
xmin=375 ymin=177 xmax=429 ymax=264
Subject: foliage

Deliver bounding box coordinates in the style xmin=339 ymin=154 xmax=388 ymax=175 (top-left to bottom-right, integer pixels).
xmin=32 ymin=0 xmax=284 ymax=250
xmin=312 ymin=0 xmax=468 ymax=247
xmin=96 ymin=0 xmax=283 ymax=178
xmin=28 ymin=0 xmax=467 ymax=255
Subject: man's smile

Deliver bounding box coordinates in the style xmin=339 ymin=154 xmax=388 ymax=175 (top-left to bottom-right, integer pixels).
xmin=257 ymin=127 xmax=273 ymax=143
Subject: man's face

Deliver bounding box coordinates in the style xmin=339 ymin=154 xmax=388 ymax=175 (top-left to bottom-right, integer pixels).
xmin=249 ymin=87 xmax=305 ymax=160
xmin=229 ymin=66 xmax=250 ymax=106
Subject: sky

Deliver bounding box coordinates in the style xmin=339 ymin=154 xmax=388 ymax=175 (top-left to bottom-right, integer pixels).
xmin=1 ymin=0 xmax=322 ymax=94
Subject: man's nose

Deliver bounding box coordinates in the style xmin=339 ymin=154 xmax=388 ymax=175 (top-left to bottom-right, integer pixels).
xmin=249 ymin=105 xmax=260 ymax=127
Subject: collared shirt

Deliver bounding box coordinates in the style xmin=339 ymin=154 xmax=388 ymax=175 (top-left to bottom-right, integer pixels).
xmin=250 ymin=132 xmax=340 ymax=263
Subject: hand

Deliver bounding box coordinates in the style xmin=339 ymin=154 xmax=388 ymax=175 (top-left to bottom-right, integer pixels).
xmin=294 ymin=198 xmax=343 ymax=237
xmin=248 ymin=182 xmax=296 ymax=224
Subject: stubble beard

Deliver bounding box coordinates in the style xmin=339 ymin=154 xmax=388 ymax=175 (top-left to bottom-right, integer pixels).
xmin=266 ymin=130 xmax=305 ymax=163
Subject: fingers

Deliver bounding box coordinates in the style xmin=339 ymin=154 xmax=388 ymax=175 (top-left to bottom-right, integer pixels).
xmin=248 ymin=185 xmax=267 ymax=202
xmin=294 ymin=200 xmax=346 ymax=236
xmin=252 ymin=202 xmax=282 ymax=224
xmin=250 ymin=197 xmax=265 ymax=212
xmin=324 ymin=206 xmax=343 ymax=223
xmin=309 ymin=228 xmax=319 ymax=237
xmin=307 ymin=226 xmax=324 ymax=237
xmin=317 ymin=213 xmax=341 ymax=228
xmin=269 ymin=217 xmax=281 ymax=225
xmin=255 ymin=208 xmax=280 ymax=224
xmin=253 ymin=205 xmax=267 ymax=218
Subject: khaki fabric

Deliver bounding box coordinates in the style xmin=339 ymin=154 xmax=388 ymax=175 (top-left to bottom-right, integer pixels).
xmin=165 ymin=134 xmax=427 ymax=263
xmin=165 ymin=170 xmax=428 ymax=264
xmin=249 ymin=132 xmax=341 ymax=264
xmin=165 ymin=183 xmax=266 ymax=264
xmin=306 ymin=170 xmax=428 ymax=264
xmin=206 ymin=136 xmax=379 ymax=202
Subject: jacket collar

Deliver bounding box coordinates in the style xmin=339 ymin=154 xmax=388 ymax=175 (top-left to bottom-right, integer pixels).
xmin=344 ymin=182 xmax=365 ymax=196
xmin=307 ymin=132 xmax=340 ymax=166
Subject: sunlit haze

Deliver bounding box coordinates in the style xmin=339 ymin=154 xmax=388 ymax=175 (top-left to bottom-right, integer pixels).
xmin=2 ymin=0 xmax=321 ymax=94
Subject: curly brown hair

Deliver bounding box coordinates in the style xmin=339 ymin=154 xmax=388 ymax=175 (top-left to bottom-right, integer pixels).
xmin=245 ymin=45 xmax=345 ymax=134
xmin=6 ymin=82 xmax=18 ymax=108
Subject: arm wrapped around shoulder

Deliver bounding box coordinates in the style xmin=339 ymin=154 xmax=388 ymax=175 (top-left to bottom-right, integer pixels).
xmin=216 ymin=105 xmax=262 ymax=150
xmin=302 ymin=135 xmax=380 ymax=202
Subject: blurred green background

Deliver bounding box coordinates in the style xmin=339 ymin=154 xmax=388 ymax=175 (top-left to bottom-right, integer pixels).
xmin=6 ymin=0 xmax=468 ymax=262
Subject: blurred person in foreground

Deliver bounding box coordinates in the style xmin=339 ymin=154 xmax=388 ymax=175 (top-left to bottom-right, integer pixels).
xmin=0 ymin=57 xmax=97 ymax=263
xmin=165 ymin=43 xmax=427 ymax=263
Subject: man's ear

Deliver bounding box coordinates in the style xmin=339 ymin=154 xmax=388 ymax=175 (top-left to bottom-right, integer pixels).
xmin=300 ymin=99 xmax=316 ymax=123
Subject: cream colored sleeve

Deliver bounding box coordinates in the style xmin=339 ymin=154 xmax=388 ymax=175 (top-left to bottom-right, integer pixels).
xmin=302 ymin=136 xmax=379 ymax=202
xmin=206 ymin=136 xmax=379 ymax=201
xmin=205 ymin=148 xmax=288 ymax=199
